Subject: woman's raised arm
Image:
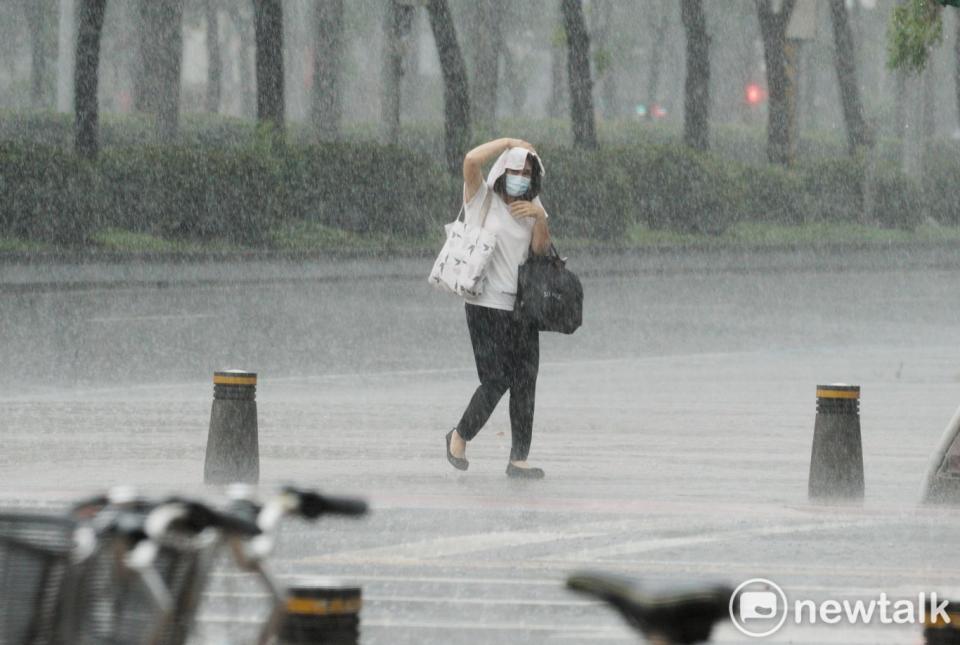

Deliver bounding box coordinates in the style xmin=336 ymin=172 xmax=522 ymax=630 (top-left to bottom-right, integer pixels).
xmin=463 ymin=137 xmax=535 ymax=203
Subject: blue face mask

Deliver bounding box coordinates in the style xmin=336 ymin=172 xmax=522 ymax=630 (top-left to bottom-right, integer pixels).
xmin=505 ymin=174 xmax=531 ymax=197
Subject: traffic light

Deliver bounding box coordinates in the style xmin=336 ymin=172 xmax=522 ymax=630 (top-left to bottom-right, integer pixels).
xmin=746 ymin=83 xmax=765 ymax=106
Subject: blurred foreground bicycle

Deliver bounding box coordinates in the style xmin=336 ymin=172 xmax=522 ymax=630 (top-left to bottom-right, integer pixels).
xmin=566 ymin=571 xmax=734 ymax=645
xmin=568 ymin=571 xmax=960 ymax=645
xmin=0 ymin=485 xmax=367 ymax=645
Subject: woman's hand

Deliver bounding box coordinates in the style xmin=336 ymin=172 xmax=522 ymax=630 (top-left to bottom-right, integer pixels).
xmin=509 ymin=139 xmax=536 ymax=154
xmin=510 ymin=201 xmax=545 ymax=220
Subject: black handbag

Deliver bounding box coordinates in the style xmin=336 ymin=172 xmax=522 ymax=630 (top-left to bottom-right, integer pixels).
xmin=515 ymin=244 xmax=583 ymax=334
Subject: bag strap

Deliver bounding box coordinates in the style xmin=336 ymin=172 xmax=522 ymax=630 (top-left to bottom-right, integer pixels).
xmin=478 ymin=188 xmax=493 ymax=228
xmin=527 ymin=242 xmax=566 ymax=266
xmin=530 ymin=242 xmax=562 ymax=258
xmin=459 ymin=185 xmax=493 ymax=227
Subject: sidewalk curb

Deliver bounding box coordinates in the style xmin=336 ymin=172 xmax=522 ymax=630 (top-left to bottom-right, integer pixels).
xmin=1 ymin=238 xmax=958 ymax=266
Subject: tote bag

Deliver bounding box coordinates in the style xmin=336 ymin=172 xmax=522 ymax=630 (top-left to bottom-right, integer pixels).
xmin=515 ymin=244 xmax=583 ymax=334
xmin=428 ymin=190 xmax=496 ymax=297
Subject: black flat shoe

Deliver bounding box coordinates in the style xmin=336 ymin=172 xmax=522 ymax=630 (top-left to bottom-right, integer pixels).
xmin=506 ymin=463 xmax=545 ymax=479
xmin=446 ymin=429 xmax=469 ymax=471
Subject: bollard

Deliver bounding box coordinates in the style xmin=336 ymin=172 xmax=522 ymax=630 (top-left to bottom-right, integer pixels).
xmin=279 ymin=579 xmax=362 ymax=645
xmin=204 ymin=370 xmax=259 ymax=485
xmin=924 ymin=600 xmax=960 ymax=644
xmin=808 ymin=384 xmax=864 ymax=500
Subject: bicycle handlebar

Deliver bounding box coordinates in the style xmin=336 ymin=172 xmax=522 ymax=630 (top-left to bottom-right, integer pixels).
xmin=143 ymin=499 xmax=261 ymax=541
xmin=283 ymin=486 xmax=368 ymax=519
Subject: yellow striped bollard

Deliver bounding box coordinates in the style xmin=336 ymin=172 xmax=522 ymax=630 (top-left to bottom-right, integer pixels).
xmin=204 ymin=370 xmax=259 ymax=484
xmin=808 ymin=384 xmax=864 ymax=500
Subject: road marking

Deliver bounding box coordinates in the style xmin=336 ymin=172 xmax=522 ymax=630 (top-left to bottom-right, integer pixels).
xmin=555 ymin=517 xmax=890 ymax=561
xmin=196 ymin=615 xmax=629 ymax=633
xmin=296 ymin=528 xmax=612 ymax=564
xmin=210 ymin=571 xmax=564 ymax=586
xmin=202 ymin=591 xmax=599 ymax=607
xmin=87 ymin=313 xmax=217 ymax=323
xmin=287 ymin=517 xmax=668 ymax=566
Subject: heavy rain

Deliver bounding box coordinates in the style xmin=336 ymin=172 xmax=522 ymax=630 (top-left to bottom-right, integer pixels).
xmin=2 ymin=1 xmax=960 ymax=644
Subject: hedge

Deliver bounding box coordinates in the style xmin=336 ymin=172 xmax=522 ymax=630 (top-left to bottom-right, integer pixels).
xmin=0 ymin=121 xmax=950 ymax=246
xmin=0 ymin=141 xmax=457 ymax=244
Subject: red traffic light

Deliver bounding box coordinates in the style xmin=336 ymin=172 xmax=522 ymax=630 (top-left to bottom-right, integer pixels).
xmin=746 ymin=83 xmax=765 ymax=105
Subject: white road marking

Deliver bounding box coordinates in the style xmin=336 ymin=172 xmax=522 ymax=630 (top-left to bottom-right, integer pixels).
xmin=196 ymin=615 xmax=627 ymax=633
xmin=87 ymin=313 xmax=217 ymax=323
xmin=210 ymin=571 xmax=563 ymax=586
xmin=202 ymin=591 xmax=599 ymax=607
xmin=290 ymin=517 xmax=666 ymax=565
xmin=297 ymin=528 xmax=611 ymax=564
xmin=555 ymin=517 xmax=890 ymax=561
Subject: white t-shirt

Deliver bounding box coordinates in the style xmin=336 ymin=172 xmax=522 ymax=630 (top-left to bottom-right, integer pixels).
xmin=461 ymin=182 xmax=547 ymax=311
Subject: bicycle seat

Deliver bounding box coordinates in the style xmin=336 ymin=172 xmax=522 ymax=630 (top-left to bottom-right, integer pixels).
xmin=567 ymin=571 xmax=734 ymax=644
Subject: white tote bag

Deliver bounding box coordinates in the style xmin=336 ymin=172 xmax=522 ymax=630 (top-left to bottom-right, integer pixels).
xmin=428 ymin=190 xmax=496 ymax=297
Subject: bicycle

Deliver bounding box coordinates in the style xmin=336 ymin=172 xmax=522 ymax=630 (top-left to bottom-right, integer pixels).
xmin=566 ymin=570 xmax=735 ymax=645
xmin=0 ymin=485 xmax=367 ymax=645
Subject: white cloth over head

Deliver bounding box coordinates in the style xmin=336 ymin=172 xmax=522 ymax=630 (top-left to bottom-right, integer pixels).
xmin=484 ymin=146 xmax=546 ymax=188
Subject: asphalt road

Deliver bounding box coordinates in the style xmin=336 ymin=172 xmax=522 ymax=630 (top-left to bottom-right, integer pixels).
xmin=2 ymin=246 xmax=960 ymax=643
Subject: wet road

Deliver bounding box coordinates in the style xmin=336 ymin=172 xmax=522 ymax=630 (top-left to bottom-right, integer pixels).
xmin=2 ymin=246 xmax=960 ymax=643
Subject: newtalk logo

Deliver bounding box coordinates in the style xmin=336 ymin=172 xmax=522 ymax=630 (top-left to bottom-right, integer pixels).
xmin=730 ymin=578 xmax=950 ymax=638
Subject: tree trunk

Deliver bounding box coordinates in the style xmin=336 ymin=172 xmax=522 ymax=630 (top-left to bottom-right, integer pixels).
xmin=469 ymin=0 xmax=502 ymax=130
xmin=561 ymin=0 xmax=597 ymax=149
xmin=922 ymin=50 xmax=936 ymax=163
xmin=901 ymin=72 xmax=922 ymax=177
xmin=57 ymin=0 xmax=75 ymax=113
xmin=894 ymin=66 xmax=906 ymax=142
xmin=156 ymin=0 xmax=183 ymax=140
xmin=313 ymin=0 xmax=344 ymax=141
xmin=955 ymin=14 xmax=960 ymax=136
xmin=205 ymin=0 xmax=221 ymax=113
xmin=237 ymin=8 xmax=256 ymax=119
xmin=381 ymin=1 xmax=414 ymax=146
xmin=500 ymin=22 xmax=526 ymax=114
xmin=588 ymin=0 xmax=617 ymax=119
xmin=133 ymin=0 xmax=148 ymax=112
xmin=283 ymin=0 xmax=307 ymax=122
xmin=757 ymin=0 xmax=797 ymax=165
xmin=646 ymin=0 xmax=669 ymax=119
xmin=23 ymin=0 xmax=56 ymax=109
xmin=253 ymin=0 xmax=284 ymax=133
xmin=828 ymin=0 xmax=871 ymax=155
xmin=75 ymin=0 xmax=106 ymax=159
xmin=136 ymin=0 xmax=184 ymax=140
xmin=426 ymin=0 xmax=471 ymax=174
xmin=680 ymin=0 xmax=710 ymax=151
xmin=801 ymin=36 xmax=817 ymax=131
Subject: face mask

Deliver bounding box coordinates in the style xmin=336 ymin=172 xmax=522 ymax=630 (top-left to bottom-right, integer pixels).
xmin=505 ymin=174 xmax=531 ymax=197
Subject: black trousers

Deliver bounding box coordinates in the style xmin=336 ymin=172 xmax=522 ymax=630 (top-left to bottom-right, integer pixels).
xmin=457 ymin=303 xmax=540 ymax=461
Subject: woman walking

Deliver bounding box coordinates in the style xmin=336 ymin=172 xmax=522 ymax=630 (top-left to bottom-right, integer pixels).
xmin=445 ymin=138 xmax=551 ymax=479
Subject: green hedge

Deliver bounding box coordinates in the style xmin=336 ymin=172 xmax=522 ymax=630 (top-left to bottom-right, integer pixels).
xmin=0 ymin=141 xmax=457 ymax=244
xmin=0 ymin=113 xmax=954 ymax=245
